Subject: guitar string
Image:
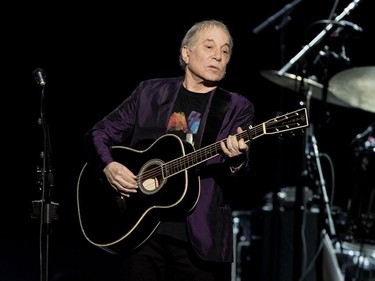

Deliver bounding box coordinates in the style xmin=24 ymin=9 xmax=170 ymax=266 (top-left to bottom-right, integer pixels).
xmin=138 ymin=123 xmax=265 ymax=180
xmin=137 ymin=110 xmax=305 ymax=182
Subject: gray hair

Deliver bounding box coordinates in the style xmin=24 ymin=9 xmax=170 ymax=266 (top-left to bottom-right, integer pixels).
xmin=179 ymin=20 xmax=233 ymax=69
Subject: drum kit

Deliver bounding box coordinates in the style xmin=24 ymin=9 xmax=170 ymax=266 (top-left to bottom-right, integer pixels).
xmin=261 ymin=66 xmax=375 ymax=279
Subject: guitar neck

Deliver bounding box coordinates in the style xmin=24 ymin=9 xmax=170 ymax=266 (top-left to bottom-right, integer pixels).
xmin=162 ymin=107 xmax=308 ymax=178
xmin=162 ymin=125 xmax=263 ymax=178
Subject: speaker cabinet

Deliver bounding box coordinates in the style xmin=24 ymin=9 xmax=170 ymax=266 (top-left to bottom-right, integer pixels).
xmin=232 ymin=210 xmax=263 ymax=281
xmin=260 ymin=202 xmax=320 ymax=281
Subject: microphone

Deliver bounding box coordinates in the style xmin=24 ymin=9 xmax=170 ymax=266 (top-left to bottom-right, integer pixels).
xmin=337 ymin=20 xmax=363 ymax=33
xmin=351 ymin=122 xmax=374 ymax=145
xmin=330 ymin=20 xmax=363 ymax=39
xmin=33 ymin=68 xmax=46 ymax=86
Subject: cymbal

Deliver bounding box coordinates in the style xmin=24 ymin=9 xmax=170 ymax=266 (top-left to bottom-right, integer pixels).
xmin=329 ymin=66 xmax=375 ymax=114
xmin=260 ymin=70 xmax=351 ymax=108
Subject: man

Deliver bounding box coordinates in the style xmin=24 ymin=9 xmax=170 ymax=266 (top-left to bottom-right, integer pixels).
xmin=81 ymin=19 xmax=254 ymax=281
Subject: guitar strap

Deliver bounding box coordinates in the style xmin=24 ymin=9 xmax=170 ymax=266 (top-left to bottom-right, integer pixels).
xmin=199 ymin=87 xmax=231 ymax=148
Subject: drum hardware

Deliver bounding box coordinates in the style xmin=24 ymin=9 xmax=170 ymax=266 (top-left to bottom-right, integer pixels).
xmin=331 ymin=124 xmax=375 ymax=280
xmin=354 ymin=123 xmax=373 ymax=162
xmin=321 ymin=231 xmax=344 ymax=281
xmin=344 ymin=123 xmax=375 ymax=247
xmin=334 ymin=240 xmax=375 ymax=280
xmin=259 ymin=3 xmax=369 ymax=279
xmin=345 ymin=212 xmax=375 ymax=246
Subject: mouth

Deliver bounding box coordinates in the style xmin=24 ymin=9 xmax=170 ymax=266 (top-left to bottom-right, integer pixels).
xmin=208 ymin=65 xmax=221 ymax=72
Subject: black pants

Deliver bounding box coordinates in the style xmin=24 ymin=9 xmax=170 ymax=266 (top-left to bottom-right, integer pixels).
xmin=119 ymin=235 xmax=231 ymax=281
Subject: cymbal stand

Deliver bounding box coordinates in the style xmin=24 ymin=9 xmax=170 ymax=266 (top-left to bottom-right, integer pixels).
xmin=31 ymin=69 xmax=59 ymax=281
xmin=293 ymin=81 xmax=337 ymax=281
xmin=292 ymin=77 xmax=313 ymax=281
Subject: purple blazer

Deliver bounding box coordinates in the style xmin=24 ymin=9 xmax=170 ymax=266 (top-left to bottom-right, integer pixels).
xmin=86 ymin=76 xmax=255 ymax=262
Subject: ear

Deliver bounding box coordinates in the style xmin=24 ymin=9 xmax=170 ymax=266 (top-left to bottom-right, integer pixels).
xmin=181 ymin=46 xmax=189 ymax=64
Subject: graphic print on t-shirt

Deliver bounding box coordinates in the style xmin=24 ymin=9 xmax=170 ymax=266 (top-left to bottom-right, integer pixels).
xmin=167 ymin=112 xmax=189 ymax=133
xmin=187 ymin=111 xmax=201 ymax=134
xmin=167 ymin=111 xmax=201 ymax=146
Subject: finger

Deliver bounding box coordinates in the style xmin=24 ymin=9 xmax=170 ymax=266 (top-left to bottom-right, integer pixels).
xmin=227 ymin=135 xmax=237 ymax=150
xmin=220 ymin=141 xmax=233 ymax=154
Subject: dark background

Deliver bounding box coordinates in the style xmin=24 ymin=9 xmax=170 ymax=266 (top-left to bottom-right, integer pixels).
xmin=2 ymin=1 xmax=374 ymax=280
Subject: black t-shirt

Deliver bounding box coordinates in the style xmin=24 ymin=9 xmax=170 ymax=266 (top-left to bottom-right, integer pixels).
xmin=156 ymin=86 xmax=211 ymax=241
xmin=166 ymin=86 xmax=211 ymax=147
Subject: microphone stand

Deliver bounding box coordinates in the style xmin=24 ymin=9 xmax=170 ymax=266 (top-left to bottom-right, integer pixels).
xmin=309 ymin=133 xmax=336 ymax=238
xmin=252 ymin=0 xmax=304 ymax=34
xmin=31 ymin=76 xmax=59 ymax=281
xmin=277 ymin=0 xmax=363 ymax=76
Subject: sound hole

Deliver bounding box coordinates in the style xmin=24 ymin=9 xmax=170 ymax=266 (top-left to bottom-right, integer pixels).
xmin=138 ymin=159 xmax=166 ymax=195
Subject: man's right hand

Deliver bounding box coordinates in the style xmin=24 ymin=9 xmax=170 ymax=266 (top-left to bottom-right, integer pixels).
xmin=103 ymin=161 xmax=138 ymax=197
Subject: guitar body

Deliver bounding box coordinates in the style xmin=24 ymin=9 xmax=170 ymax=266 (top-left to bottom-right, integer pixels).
xmin=77 ymin=134 xmax=200 ymax=254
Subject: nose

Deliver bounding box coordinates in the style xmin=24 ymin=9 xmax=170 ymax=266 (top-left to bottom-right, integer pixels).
xmin=213 ymin=49 xmax=222 ymax=61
